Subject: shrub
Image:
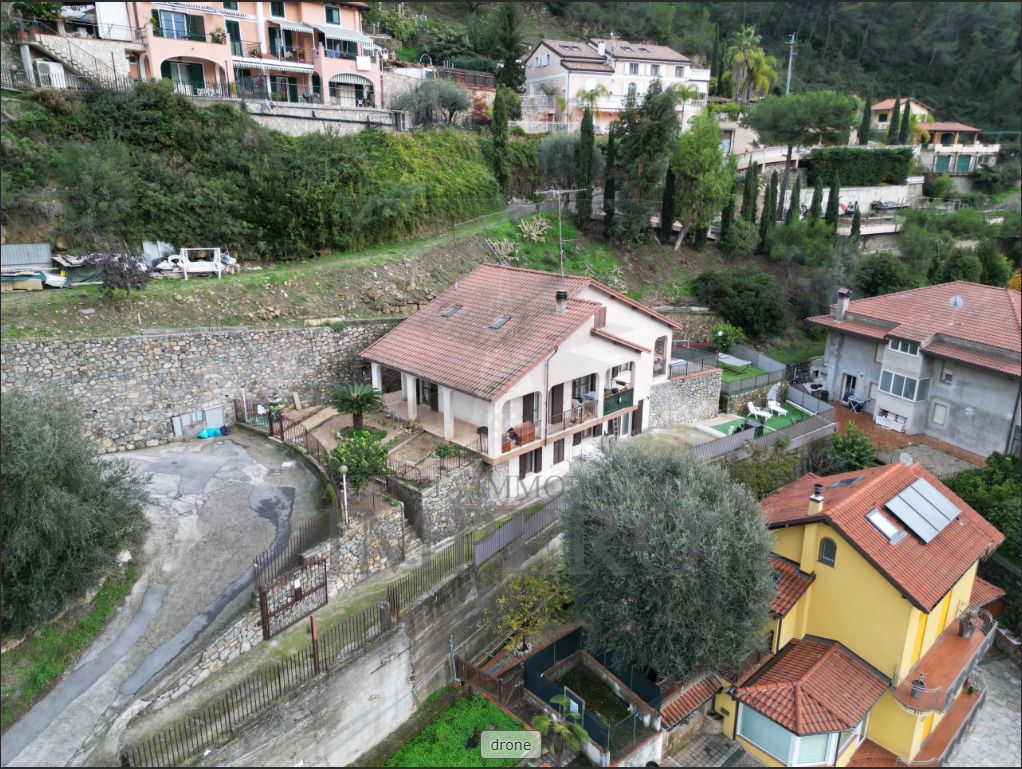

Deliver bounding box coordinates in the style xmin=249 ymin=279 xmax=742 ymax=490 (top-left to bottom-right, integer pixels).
xmin=936 ymin=248 xmax=982 ymax=283
xmin=922 ymin=172 xmax=953 ymax=200
xmin=328 ymin=429 xmax=388 ymax=495
xmin=1 ymin=388 xmax=149 ymax=635
xmin=711 ymin=321 xmax=747 ymax=353
xmin=803 ymin=147 xmax=914 ymax=186
xmin=536 ymin=132 xmax=603 ymax=189
xmin=817 ymin=423 xmax=877 ymax=473
xmin=857 ymin=252 xmax=915 ymax=297
xmin=691 ymin=268 xmax=788 ymax=339
xmin=945 ymin=453 xmax=1020 ymax=559
xmin=722 ymin=217 xmax=759 ymax=258
xmin=510 ymin=125 xmax=526 ymax=137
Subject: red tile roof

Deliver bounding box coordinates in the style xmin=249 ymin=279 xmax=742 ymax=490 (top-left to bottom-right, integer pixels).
xmin=660 ymin=675 xmax=721 ymax=729
xmin=562 ymin=60 xmax=615 ymax=73
xmin=771 ymin=557 xmax=815 ymax=618
xmin=737 ymin=638 xmax=889 ymax=736
xmin=806 ymin=314 xmax=891 ymax=341
xmin=848 ymin=738 xmax=900 ymax=767
xmin=591 ymin=327 xmax=650 ymax=353
xmin=808 ymin=282 xmax=1022 ymax=358
xmin=924 ymin=342 xmax=1021 ymax=377
xmin=588 ymin=38 xmax=689 ymax=63
xmin=918 ymin=122 xmax=982 ymax=133
xmin=760 ymin=464 xmax=1005 ymax=613
xmin=539 ymin=40 xmax=605 ymax=60
xmin=359 ymin=264 xmax=679 ymax=402
xmin=872 ymin=97 xmax=934 ymax=113
xmin=971 ymin=576 xmax=1006 ymax=608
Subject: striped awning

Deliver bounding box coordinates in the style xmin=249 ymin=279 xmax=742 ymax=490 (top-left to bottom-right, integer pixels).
xmin=305 ymin=22 xmax=377 ymax=50
xmin=328 ymin=73 xmax=375 ymax=87
xmin=232 ymin=57 xmax=314 ymax=74
xmin=273 ymin=20 xmax=315 ymax=34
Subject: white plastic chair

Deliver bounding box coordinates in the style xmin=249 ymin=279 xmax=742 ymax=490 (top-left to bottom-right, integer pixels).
xmin=767 ymin=401 xmax=788 ymax=417
xmin=747 ymin=402 xmax=772 ymax=420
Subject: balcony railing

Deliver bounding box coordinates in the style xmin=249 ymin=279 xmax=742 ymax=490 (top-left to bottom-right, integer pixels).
xmin=892 ymin=607 xmax=996 ymax=715
xmin=501 ymin=420 xmax=540 ymax=453
xmin=18 ymin=20 xmax=145 ymax=43
xmin=548 ymin=400 xmax=597 ymax=431
xmin=603 ymin=387 xmax=634 ymax=417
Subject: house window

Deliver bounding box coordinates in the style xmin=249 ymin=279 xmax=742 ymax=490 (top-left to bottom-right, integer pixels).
xmin=621 ymin=46 xmax=634 ymax=52
xmin=874 ymin=343 xmax=885 ymax=363
xmin=675 ymin=65 xmax=685 ymax=78
xmin=628 ymin=62 xmax=639 ymax=75
xmin=489 ymin=315 xmax=511 ymax=330
xmin=940 ymin=361 xmax=954 ymax=384
xmin=879 ymin=370 xmax=930 ymax=402
xmin=535 ymin=56 xmax=541 ymax=67
xmin=325 ymin=6 xmax=340 ymax=25
xmin=819 ymin=538 xmax=836 ymax=567
xmin=572 ymin=374 xmax=595 ymax=403
xmin=442 ymin=305 xmax=462 ymax=318
xmin=935 ymin=155 xmax=951 ymax=173
xmin=955 ymin=155 xmax=972 ymax=173
xmin=653 ymin=336 xmax=667 ymax=376
xmin=878 ymin=112 xmax=888 ymax=122
xmin=553 ymin=438 xmax=566 ymax=464
xmin=889 ymin=339 xmax=919 ymax=356
xmin=223 ymin=2 xmax=238 ymax=9
xmin=738 ymin=705 xmax=838 ymax=766
xmin=796 ymin=734 xmax=831 ymax=764
xmin=159 ymin=10 xmax=190 ymax=40
xmin=544 ymin=53 xmax=550 ymax=66
xmin=627 ymin=82 xmax=637 ymax=95
xmin=931 ymin=403 xmax=948 ymax=426
xmin=271 ymin=2 xmax=285 ymax=18
xmin=650 ymin=64 xmax=660 ymax=77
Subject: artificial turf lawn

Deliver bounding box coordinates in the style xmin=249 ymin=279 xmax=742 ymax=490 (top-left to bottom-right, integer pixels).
xmin=384 ymin=694 xmax=526 ymax=767
xmin=711 ymin=404 xmax=811 ymax=435
xmin=718 ymin=363 xmax=768 ymax=383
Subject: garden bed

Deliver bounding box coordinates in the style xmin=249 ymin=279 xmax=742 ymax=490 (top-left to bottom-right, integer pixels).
xmin=718 ymin=362 xmax=768 ymax=382
xmin=549 ymin=664 xmax=632 ymax=725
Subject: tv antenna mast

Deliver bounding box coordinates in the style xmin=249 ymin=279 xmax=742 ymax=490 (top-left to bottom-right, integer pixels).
xmin=784 ymin=33 xmax=796 ymax=96
xmin=948 ymin=294 xmax=964 ymax=326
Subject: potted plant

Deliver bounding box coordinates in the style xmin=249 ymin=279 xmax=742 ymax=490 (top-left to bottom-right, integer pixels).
xmin=209 ymin=26 xmax=227 ymax=44
xmin=959 ymin=608 xmax=978 ymax=639
xmin=910 ymin=673 xmax=926 ymax=700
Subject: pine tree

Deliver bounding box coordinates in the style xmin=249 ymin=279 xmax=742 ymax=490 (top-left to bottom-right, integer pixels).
xmin=603 ymin=126 xmax=617 ymax=233
xmin=850 ymin=207 xmax=862 ymax=241
xmin=898 ymin=97 xmax=913 ymax=145
xmin=808 ymin=176 xmax=824 ymax=223
xmin=825 ymin=173 xmax=841 ymax=227
xmin=858 ymin=87 xmax=873 ymax=146
xmin=492 ymin=87 xmax=510 ymax=193
xmin=576 ymin=107 xmax=594 ymax=232
xmin=887 ymin=97 xmax=901 ymax=145
xmin=759 ymin=171 xmax=778 ymax=248
xmin=661 ymin=165 xmax=676 ymax=237
xmin=785 ymin=174 xmax=802 ymax=224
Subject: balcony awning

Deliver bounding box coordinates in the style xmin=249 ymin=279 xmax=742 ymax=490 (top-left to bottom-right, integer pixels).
xmin=152 ymin=2 xmax=255 ymax=21
xmin=304 ymin=23 xmax=378 ymax=50
xmin=232 ymin=57 xmax=314 ymax=74
xmin=329 ymin=73 xmax=375 ymax=87
xmin=272 ymin=20 xmax=315 ymax=34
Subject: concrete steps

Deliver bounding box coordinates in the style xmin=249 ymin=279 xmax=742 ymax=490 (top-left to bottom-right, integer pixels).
xmin=300 ymin=406 xmax=337 ymax=431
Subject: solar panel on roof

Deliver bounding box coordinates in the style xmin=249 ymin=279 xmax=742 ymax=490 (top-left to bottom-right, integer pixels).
xmin=884 ymin=478 xmax=961 ymax=544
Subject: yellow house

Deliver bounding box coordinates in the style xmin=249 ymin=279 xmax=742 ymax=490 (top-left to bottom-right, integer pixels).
xmin=871 ymin=98 xmax=934 ymax=130
xmin=712 ymin=462 xmax=1005 ymax=767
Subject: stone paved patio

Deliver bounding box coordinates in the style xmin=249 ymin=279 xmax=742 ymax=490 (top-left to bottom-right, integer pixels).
xmin=664 ymin=733 xmax=763 ymax=767
xmin=876 ymin=443 xmax=983 ymax=478
xmin=948 ymin=653 xmax=1021 ymax=768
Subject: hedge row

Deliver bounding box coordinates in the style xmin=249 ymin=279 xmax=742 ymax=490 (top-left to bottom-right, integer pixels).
xmin=804 ymin=147 xmax=914 ymax=186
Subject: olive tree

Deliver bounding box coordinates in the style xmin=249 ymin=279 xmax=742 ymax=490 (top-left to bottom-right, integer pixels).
xmin=561 ymin=442 xmax=775 ymax=682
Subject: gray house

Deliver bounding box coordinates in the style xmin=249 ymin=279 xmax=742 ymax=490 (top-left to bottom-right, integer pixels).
xmin=808 ymin=282 xmax=1021 ymax=458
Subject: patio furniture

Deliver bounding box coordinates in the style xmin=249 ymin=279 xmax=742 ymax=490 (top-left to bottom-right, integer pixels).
xmin=719 ymin=353 xmax=752 ymax=368
xmin=767 ymin=400 xmax=788 ymax=417
xmin=843 ymin=394 xmax=866 ymax=413
xmin=747 ymin=402 xmax=772 ymax=420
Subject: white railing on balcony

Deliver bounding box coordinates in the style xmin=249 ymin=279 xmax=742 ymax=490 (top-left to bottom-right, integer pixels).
xmin=687 ymin=68 xmax=712 ymax=81
xmin=876 ymin=413 xmax=907 ymax=433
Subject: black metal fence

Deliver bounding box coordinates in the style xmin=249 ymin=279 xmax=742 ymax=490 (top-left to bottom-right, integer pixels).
xmin=474 ymin=497 xmax=563 ymax=566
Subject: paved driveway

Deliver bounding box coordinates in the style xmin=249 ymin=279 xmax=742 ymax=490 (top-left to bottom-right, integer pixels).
xmin=2 ymin=435 xmax=321 ymax=768
xmin=949 ymin=653 xmax=1022 ymax=768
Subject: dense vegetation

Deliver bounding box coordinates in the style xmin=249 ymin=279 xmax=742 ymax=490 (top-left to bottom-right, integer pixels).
xmin=1 ymin=388 xmax=149 ymax=635
xmin=945 ymin=453 xmax=1021 ymax=563
xmin=0 ymin=82 xmax=503 ymax=257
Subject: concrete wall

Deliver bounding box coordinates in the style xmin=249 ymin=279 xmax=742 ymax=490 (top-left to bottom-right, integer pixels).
xmin=0 ymin=319 xmax=401 ymax=452
xmin=648 ymin=369 xmax=722 ymax=428
xmin=188 ymin=99 xmax=403 ymax=136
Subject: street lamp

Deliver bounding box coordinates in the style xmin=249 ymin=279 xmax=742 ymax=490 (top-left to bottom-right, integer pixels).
xmin=339 ymin=464 xmax=349 ymax=525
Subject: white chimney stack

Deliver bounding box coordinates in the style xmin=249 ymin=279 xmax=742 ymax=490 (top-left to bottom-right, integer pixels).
xmin=597 ymin=41 xmax=605 ymax=56
xmin=835 ymin=288 xmax=853 ymax=322
xmin=556 ymin=289 xmax=568 ymax=314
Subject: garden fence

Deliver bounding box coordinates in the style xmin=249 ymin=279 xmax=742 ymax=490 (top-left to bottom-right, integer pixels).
xmin=692 ymin=414 xmax=837 ymax=462
xmin=719 ymin=344 xmax=787 ymax=394
xmin=474 ymin=496 xmax=564 ymax=566
xmin=785 ymin=387 xmax=837 ymax=418
xmin=669 ymin=354 xmax=719 ymax=380
xmin=125 ymin=533 xmax=473 ymax=767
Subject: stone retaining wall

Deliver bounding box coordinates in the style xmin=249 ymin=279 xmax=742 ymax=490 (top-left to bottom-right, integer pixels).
xmin=720 ymin=381 xmax=788 ymax=415
xmin=654 ymin=308 xmax=723 ymax=343
xmin=648 ymin=370 xmax=722 ymax=429
xmin=0 ymin=320 xmax=401 ymax=451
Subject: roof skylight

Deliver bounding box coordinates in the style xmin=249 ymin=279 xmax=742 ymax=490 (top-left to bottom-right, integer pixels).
xmin=489 ymin=316 xmax=511 ymax=330
xmin=442 ymin=305 xmax=462 ymax=318
xmin=621 ymin=46 xmax=633 ymax=51
xmin=638 ymin=47 xmax=650 ymax=52
xmin=829 ymin=476 xmax=865 ymax=488
xmin=866 ymin=509 xmax=906 ymax=543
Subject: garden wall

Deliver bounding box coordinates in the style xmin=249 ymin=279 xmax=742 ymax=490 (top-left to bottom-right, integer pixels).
xmin=0 ymin=319 xmax=402 ymax=452
xmin=648 ymin=370 xmax=722 ymax=429
xmin=720 ymin=381 xmax=788 ymax=416
xmin=654 ymin=307 xmax=723 ymax=343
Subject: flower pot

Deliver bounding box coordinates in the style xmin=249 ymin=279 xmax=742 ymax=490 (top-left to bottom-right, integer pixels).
xmin=960 ymin=623 xmax=975 ymax=639
xmin=910 ymin=681 xmax=925 ymax=699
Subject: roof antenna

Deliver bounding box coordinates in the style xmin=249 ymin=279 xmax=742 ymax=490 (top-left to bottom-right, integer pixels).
xmin=948 ymin=294 xmax=963 ymax=326
xmin=899 ymin=452 xmax=913 ymax=467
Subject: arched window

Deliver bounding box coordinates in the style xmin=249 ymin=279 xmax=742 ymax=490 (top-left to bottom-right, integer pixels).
xmin=627 ymin=82 xmax=637 ymax=96
xmin=819 ymin=538 xmax=837 ymax=567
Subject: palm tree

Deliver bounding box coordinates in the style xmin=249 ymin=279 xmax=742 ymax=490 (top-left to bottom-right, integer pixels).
xmin=725 ymin=25 xmax=763 ymax=105
xmin=329 ymin=383 xmax=383 ymax=431
xmin=575 ymin=83 xmax=612 ymax=120
xmin=667 ymin=83 xmax=703 ymax=132
xmin=740 ymin=50 xmax=777 ymax=103
xmin=531 ymin=695 xmax=589 ymax=766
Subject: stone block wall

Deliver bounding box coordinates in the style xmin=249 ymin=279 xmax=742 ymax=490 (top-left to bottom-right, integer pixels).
xmin=720 ymin=380 xmax=788 ymax=415
xmin=0 ymin=320 xmax=401 ymax=452
xmin=654 ymin=308 xmax=723 ymax=343
xmin=648 ymin=370 xmax=722 ymax=429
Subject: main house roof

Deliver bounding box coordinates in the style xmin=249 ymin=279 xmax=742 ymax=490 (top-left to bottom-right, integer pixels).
xmin=533 ymin=40 xmax=615 ymax=73
xmin=588 ymin=38 xmax=690 ymax=63
xmin=872 ymin=97 xmax=934 ymax=113
xmin=360 ymin=263 xmax=680 ymax=402
xmin=737 ymin=637 xmax=889 ymax=736
xmin=760 ymin=463 xmax=1004 ymax=613
xmin=807 ymin=282 xmax=1021 ymax=376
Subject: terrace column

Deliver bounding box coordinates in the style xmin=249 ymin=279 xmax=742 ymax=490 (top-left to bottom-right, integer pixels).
xmin=402 ymin=372 xmax=417 ymax=421
xmin=255 ymin=2 xmax=267 ymax=54
xmin=594 ymin=371 xmax=605 ymax=418
xmin=486 ymin=400 xmax=503 ymax=459
xmin=370 ymin=363 xmax=382 ymax=393
xmin=439 ymin=386 xmax=455 ymax=441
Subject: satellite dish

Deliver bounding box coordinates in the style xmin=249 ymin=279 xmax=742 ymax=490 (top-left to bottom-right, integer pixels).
xmin=949 ymin=294 xmax=963 ymax=326
xmin=899 ymin=453 xmax=913 ymax=467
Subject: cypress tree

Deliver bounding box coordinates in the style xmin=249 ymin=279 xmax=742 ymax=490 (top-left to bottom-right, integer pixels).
xmin=760 ymin=171 xmax=778 ymax=248
xmin=742 ymin=164 xmax=759 ymax=223
xmin=492 ymin=87 xmax=510 ymax=193
xmin=603 ymin=126 xmax=617 ymax=232
xmin=858 ymin=87 xmax=873 ymax=145
xmin=850 ymin=207 xmax=862 ymax=241
xmin=576 ymin=106 xmax=595 ymax=232
xmin=887 ymin=97 xmax=901 ymax=145
xmin=693 ymin=224 xmax=709 ymax=251
xmin=808 ymin=176 xmax=824 ymax=223
xmin=785 ymin=175 xmax=802 ymax=224
xmin=825 ymin=173 xmax=841 ymax=227
xmin=661 ymin=165 xmax=676 ymax=237
xmin=709 ymin=31 xmax=720 ymax=96
xmin=719 ymin=181 xmax=736 ymax=242
xmin=898 ymin=97 xmax=913 ymax=145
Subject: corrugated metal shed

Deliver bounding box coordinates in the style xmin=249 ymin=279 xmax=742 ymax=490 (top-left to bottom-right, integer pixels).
xmin=1 ymin=243 xmax=53 ymax=271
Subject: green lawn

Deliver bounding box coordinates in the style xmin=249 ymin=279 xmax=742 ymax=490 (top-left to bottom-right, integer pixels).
xmin=764 ymin=340 xmax=827 ymax=365
xmin=384 ymin=694 xmax=526 ymax=767
xmin=719 ymin=363 xmax=767 ymax=383
xmin=712 ymin=402 xmax=812 ymax=435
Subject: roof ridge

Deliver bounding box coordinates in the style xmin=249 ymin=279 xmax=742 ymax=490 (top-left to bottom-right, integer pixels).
xmin=820 ymin=464 xmax=904 ymax=519
xmin=797 ymin=641 xmax=841 ymax=686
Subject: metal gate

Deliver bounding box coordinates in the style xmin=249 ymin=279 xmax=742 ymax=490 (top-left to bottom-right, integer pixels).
xmin=259 ymin=557 xmax=328 ymax=640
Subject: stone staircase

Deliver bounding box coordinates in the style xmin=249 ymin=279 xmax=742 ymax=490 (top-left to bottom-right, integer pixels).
xmin=403 ymin=520 xmax=424 ymax=565
xmin=25 ymin=32 xmax=122 ymax=84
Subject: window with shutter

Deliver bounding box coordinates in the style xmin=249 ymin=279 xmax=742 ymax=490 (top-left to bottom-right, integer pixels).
xmin=553 ymin=439 xmax=565 ymax=464
xmin=594 ymin=306 xmax=607 ymax=328
xmin=188 ymin=62 xmax=205 ymax=88
xmin=519 ymin=454 xmax=528 ymax=480
xmin=593 ymin=422 xmax=603 ymax=438
xmin=534 ymin=447 xmax=543 ymax=473
xmin=632 ymin=401 xmax=643 ymax=435
xmin=187 ymin=14 xmax=206 ymax=42
xmin=573 ymin=431 xmax=583 ymax=446
xmin=931 ymin=403 xmax=948 ymax=426
xmin=271 ymin=2 xmax=285 ymax=18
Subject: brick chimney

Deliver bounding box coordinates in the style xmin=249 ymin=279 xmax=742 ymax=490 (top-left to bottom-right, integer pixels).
xmin=556 ymin=289 xmax=568 ymax=314
xmin=808 ymin=484 xmax=824 ymax=516
xmin=835 ymin=288 xmax=853 ymax=322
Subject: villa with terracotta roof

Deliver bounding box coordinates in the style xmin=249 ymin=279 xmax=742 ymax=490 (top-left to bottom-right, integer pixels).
xmin=807 ymin=283 xmax=1022 ymax=458
xmin=522 ymin=37 xmax=710 ymax=130
xmin=710 ymin=461 xmax=1004 ymax=767
xmin=869 ymin=97 xmax=935 ymax=132
xmin=360 ymin=263 xmax=721 ymax=498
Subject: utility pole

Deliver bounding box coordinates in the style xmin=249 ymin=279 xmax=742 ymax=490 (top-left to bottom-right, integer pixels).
xmin=785 ymin=33 xmax=796 ymax=96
